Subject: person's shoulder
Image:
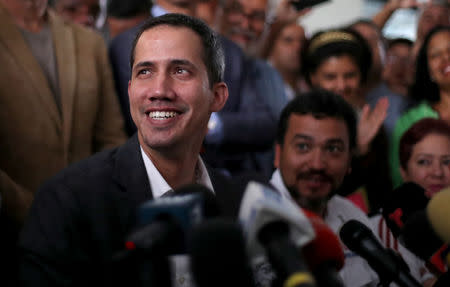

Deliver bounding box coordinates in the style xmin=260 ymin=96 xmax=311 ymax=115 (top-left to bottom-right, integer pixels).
xmin=329 ymin=194 xmax=360 ymax=209
xmin=218 ymin=35 xmax=244 ymax=55
xmin=109 ymin=24 xmax=144 ymax=51
xmin=328 ymin=195 xmax=370 ymax=220
xmin=39 ymin=145 xmax=122 ymax=194
xmin=209 ymin=168 xmax=271 ymax=218
xmin=393 ymin=101 xmax=439 ymax=137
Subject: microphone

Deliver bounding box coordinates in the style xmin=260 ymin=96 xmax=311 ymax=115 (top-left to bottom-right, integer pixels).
xmin=339 ymin=219 xmax=422 ymax=287
xmin=114 ymin=184 xmax=219 ymax=287
xmin=188 ymin=218 xmax=255 ymax=287
xmin=301 ymin=210 xmax=345 ymax=287
xmin=401 ymin=210 xmax=449 ymax=274
xmin=382 ymin=182 xmax=429 ymax=238
xmin=427 ymin=187 xmax=450 ymax=243
xmin=239 ymin=181 xmax=316 ymax=287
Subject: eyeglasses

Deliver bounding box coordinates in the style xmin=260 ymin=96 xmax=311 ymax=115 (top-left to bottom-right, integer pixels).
xmin=225 ymin=1 xmax=266 ymax=23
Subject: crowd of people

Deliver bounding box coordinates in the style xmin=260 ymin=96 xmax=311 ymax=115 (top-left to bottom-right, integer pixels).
xmin=0 ymin=0 xmax=449 ymax=286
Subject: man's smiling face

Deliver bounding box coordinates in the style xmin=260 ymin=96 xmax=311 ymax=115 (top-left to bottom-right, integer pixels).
xmin=128 ymin=25 xmax=225 ymax=154
xmin=275 ymin=114 xmax=352 ymax=212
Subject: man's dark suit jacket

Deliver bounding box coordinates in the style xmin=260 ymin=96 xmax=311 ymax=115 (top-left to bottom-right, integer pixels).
xmin=18 ymin=135 xmax=248 ymax=286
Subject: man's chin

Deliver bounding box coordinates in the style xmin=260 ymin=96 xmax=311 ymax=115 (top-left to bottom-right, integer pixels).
xmin=286 ymin=184 xmax=336 ymax=214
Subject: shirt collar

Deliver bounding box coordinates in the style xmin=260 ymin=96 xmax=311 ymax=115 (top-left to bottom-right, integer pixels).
xmin=140 ymin=146 xmax=214 ymax=198
xmin=270 ymin=169 xmax=293 ymax=200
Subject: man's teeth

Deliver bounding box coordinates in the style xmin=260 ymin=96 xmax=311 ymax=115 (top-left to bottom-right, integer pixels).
xmin=148 ymin=111 xmax=178 ymax=119
xmin=445 ymin=65 xmax=450 ymax=74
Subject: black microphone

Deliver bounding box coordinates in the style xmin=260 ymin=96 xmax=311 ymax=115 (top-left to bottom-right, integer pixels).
xmin=113 ymin=184 xmax=220 ymax=287
xmin=382 ymin=182 xmax=429 ymax=238
xmin=188 ymin=218 xmax=255 ymax=287
xmin=401 ymin=210 xmax=448 ymax=274
xmin=258 ymin=220 xmax=316 ymax=287
xmin=339 ymin=219 xmax=422 ymax=287
xmin=238 ymin=182 xmax=317 ymax=287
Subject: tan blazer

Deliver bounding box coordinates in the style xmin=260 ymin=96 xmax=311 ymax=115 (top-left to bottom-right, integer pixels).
xmin=0 ymin=6 xmax=127 ymax=223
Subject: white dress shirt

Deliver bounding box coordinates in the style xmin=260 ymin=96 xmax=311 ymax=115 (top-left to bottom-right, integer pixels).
xmin=140 ymin=146 xmax=214 ymax=287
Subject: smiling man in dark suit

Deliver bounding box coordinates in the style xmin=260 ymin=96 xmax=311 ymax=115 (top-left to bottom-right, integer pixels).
xmin=18 ymin=13 xmax=240 ymax=286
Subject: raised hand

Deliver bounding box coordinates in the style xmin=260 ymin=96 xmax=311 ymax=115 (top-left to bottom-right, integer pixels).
xmin=274 ymin=0 xmax=312 ymax=22
xmin=357 ymin=97 xmax=389 ymax=155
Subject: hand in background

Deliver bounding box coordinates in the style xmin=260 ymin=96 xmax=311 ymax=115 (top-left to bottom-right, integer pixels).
xmin=357 ymin=97 xmax=389 ymax=155
xmin=274 ymin=0 xmax=312 ymax=22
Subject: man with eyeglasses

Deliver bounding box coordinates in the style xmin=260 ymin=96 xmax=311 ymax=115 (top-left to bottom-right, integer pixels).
xmin=219 ymin=0 xmax=268 ymax=55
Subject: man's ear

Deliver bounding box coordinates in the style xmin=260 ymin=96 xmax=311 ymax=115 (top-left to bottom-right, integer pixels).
xmin=274 ymin=144 xmax=281 ymax=169
xmin=210 ymin=82 xmax=229 ymax=112
xmin=128 ymin=80 xmax=132 ymax=99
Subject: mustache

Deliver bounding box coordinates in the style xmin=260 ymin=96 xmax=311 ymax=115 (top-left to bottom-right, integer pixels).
xmin=296 ymin=170 xmax=333 ymax=183
xmin=229 ymin=26 xmax=257 ymax=39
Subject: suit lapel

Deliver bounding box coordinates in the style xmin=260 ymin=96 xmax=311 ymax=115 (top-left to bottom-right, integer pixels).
xmin=0 ymin=4 xmax=61 ymax=127
xmin=113 ymin=135 xmax=153 ymax=206
xmin=49 ymin=10 xmax=76 ymax=148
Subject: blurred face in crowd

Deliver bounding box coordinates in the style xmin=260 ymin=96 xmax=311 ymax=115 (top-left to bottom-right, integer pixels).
xmin=54 ymin=0 xmax=100 ymax=28
xmin=128 ymin=25 xmax=227 ymax=155
xmin=269 ymin=23 xmax=306 ymax=74
xmin=310 ymin=55 xmax=362 ymax=107
xmin=195 ymin=0 xmax=219 ymax=28
xmin=401 ymin=133 xmax=450 ymax=198
xmin=417 ymin=4 xmax=450 ymax=41
xmin=426 ymin=30 xmax=450 ymax=90
xmin=351 ymin=22 xmax=384 ymax=82
xmin=383 ymin=42 xmax=414 ymax=96
xmin=275 ymin=114 xmax=352 ymax=214
xmin=1 ymin=0 xmax=48 ymax=19
xmin=220 ymin=0 xmax=267 ymax=52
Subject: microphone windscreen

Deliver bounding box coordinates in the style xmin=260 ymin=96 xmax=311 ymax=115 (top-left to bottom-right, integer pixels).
xmin=173 ymin=183 xmax=221 ymax=217
xmin=339 ymin=219 xmax=374 ymax=252
xmin=401 ymin=210 xmax=444 ymax=261
xmin=302 ymin=210 xmax=345 ymax=271
xmin=188 ymin=218 xmax=255 ymax=287
xmin=427 ymin=187 xmax=450 ymax=243
xmin=382 ymin=182 xmax=429 ymax=237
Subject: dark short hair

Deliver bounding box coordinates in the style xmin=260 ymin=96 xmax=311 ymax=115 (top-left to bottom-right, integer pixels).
xmin=399 ymin=118 xmax=450 ymax=169
xmin=410 ymin=26 xmax=450 ymax=104
xmin=129 ymin=13 xmax=225 ymax=86
xmin=107 ymin=0 xmax=152 ymax=18
xmin=276 ymin=89 xmax=357 ymax=151
xmin=386 ymin=37 xmax=413 ymax=50
xmin=302 ymin=28 xmax=372 ymax=86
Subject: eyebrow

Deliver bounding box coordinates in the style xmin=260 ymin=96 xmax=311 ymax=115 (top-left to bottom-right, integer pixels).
xmin=132 ymin=59 xmax=197 ymax=73
xmin=415 ymin=153 xmax=450 ymax=157
xmin=292 ymin=134 xmax=346 ymax=145
xmin=132 ymin=61 xmax=153 ymax=73
xmin=292 ymin=134 xmax=313 ymax=141
xmin=326 ymin=139 xmax=346 ymax=146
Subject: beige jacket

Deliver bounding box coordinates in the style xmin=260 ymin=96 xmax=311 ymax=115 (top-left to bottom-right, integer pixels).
xmin=0 ymin=5 xmax=127 ymax=223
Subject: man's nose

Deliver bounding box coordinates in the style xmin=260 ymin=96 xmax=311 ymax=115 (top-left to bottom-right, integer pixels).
xmin=336 ymin=77 xmax=346 ymax=92
xmin=149 ymin=73 xmax=174 ymax=101
xmin=310 ymin=148 xmax=326 ymax=170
